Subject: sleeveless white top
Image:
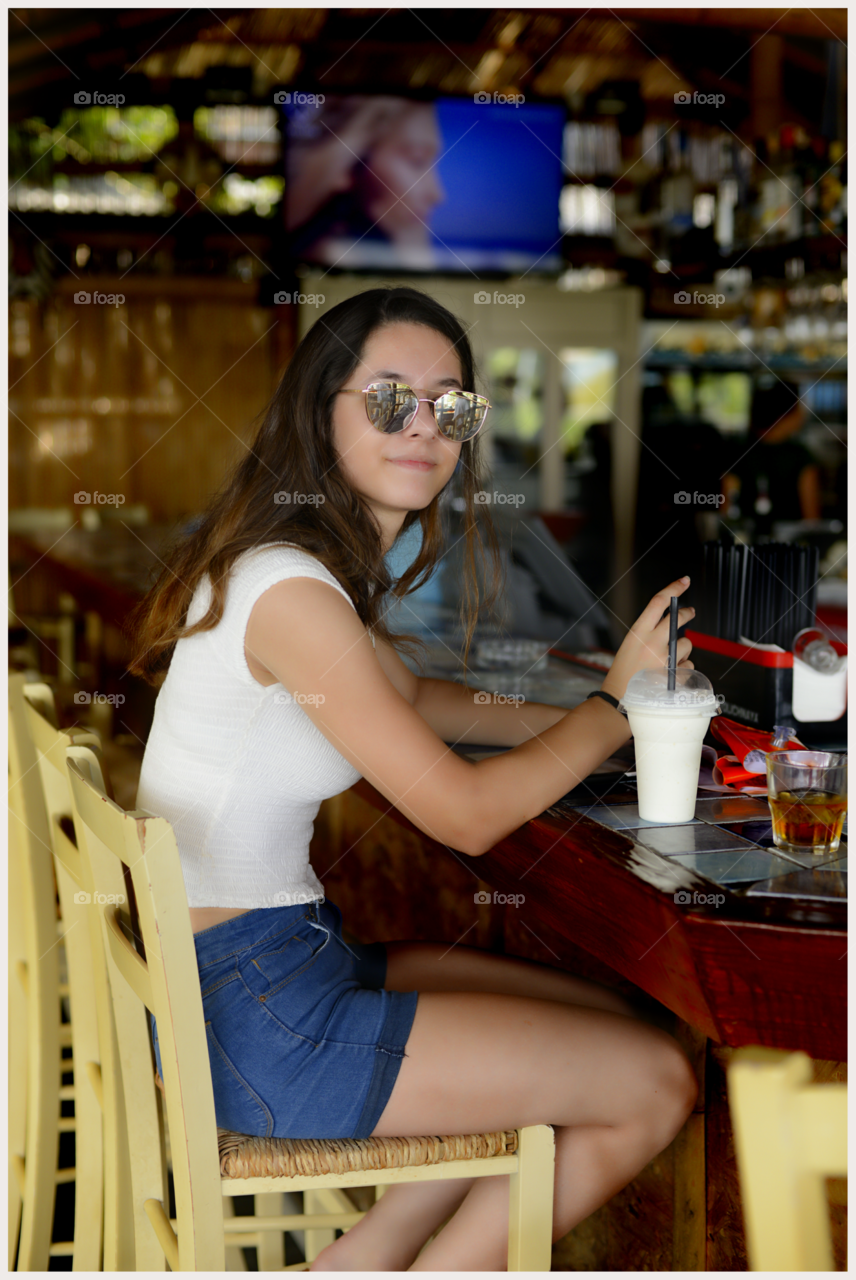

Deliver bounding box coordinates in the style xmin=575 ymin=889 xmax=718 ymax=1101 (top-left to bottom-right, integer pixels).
xmin=135 ymin=542 xmax=373 ymax=908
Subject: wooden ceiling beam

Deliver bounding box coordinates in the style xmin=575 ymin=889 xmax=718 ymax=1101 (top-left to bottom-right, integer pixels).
xmin=613 ymin=9 xmax=846 ymax=43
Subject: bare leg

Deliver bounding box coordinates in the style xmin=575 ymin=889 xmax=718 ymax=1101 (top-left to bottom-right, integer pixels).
xmin=309 ymin=1178 xmax=475 ymax=1272
xmin=381 ymin=941 xmax=641 ymax=1019
xmin=310 ymin=944 xmax=694 ymax=1271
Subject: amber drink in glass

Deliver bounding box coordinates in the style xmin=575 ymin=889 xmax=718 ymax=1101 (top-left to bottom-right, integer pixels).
xmin=766 ymin=750 xmax=847 ymax=857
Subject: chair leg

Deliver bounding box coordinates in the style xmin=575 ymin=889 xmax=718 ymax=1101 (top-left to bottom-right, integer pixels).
xmin=507 ymin=1125 xmax=556 ymax=1272
xmin=223 ymin=1196 xmax=248 ymax=1270
xmin=254 ymin=1193 xmax=287 ymax=1269
xmin=303 ymin=1188 xmax=354 ymax=1263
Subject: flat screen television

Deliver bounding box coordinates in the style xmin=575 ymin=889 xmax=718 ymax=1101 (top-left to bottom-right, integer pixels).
xmin=281 ymin=92 xmax=566 ymax=273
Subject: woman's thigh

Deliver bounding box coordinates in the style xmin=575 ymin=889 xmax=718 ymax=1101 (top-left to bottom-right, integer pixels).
xmin=369 ymin=989 xmax=697 ymax=1140
xmin=383 ymin=940 xmax=637 ymax=1018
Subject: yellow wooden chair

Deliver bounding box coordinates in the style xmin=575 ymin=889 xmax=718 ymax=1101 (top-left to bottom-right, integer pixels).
xmin=19 ymin=684 xmax=304 ymax=1272
xmin=22 ymin=682 xmax=136 ymax=1270
xmin=8 ymin=672 xmax=76 ymax=1268
xmin=65 ymin=745 xmax=557 ymax=1271
xmin=727 ymin=1046 xmax=847 ymax=1270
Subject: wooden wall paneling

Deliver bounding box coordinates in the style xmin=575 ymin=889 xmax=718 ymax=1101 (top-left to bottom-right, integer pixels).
xmin=9 ymin=280 xmax=285 ymax=524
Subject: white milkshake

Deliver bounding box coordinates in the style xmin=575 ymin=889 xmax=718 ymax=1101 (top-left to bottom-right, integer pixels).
xmin=620 ymin=668 xmax=718 ymax=823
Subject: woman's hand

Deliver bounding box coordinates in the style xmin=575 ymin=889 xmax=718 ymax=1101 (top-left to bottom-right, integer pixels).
xmin=601 ymin=577 xmax=695 ymax=703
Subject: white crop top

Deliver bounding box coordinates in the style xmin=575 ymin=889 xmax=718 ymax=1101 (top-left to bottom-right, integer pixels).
xmin=135 ymin=542 xmax=373 ymax=908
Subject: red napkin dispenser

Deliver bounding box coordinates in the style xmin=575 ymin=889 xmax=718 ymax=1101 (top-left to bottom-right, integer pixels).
xmin=685 ymin=628 xmax=847 ymax=743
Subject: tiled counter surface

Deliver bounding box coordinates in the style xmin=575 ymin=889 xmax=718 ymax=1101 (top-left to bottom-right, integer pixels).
xmin=555 ymin=774 xmax=847 ymax=916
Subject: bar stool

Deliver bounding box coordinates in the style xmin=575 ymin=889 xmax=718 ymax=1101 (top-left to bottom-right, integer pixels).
xmin=8 ymin=568 xmax=79 ymax=685
xmin=22 ymin=683 xmax=134 ymax=1269
xmin=728 ymin=1046 xmax=847 ymax=1270
xmin=65 ymin=745 xmax=557 ymax=1270
xmin=8 ymin=673 xmax=77 ymax=1268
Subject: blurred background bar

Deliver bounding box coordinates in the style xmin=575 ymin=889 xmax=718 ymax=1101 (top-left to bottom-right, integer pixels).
xmin=7 ymin=10 xmax=848 ymax=1273
xmin=8 ymin=5 xmax=847 ymax=728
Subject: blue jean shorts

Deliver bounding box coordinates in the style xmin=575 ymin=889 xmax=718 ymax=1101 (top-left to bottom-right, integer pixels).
xmin=150 ymin=898 xmax=419 ymax=1140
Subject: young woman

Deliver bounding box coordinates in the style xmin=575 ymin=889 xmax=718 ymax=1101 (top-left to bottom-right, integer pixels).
xmin=130 ymin=285 xmax=698 ymax=1271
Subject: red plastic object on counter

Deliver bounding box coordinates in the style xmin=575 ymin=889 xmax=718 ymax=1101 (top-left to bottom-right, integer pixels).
xmin=709 ymin=717 xmax=805 ymax=791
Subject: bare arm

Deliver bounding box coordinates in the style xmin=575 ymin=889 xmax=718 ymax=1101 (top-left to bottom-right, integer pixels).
xmin=414 ymin=677 xmax=567 ymax=746
xmin=373 ymin=636 xmax=566 ymax=744
xmin=245 ymin=576 xmax=694 ymax=859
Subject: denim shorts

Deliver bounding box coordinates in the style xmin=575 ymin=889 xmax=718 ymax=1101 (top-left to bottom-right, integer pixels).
xmin=150 ymin=898 xmax=419 ymax=1140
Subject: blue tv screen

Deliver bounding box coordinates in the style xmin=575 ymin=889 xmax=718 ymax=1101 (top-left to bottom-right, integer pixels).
xmin=282 ymin=93 xmax=565 ymax=273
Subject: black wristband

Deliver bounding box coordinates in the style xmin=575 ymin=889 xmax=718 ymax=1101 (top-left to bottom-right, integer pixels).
xmin=586 ymin=689 xmax=625 ymax=714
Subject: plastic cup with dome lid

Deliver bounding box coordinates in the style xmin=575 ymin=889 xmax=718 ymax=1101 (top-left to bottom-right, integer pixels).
xmin=620 ymin=668 xmax=719 ymax=823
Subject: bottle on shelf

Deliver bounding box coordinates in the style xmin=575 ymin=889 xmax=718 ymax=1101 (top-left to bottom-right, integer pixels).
xmin=819 ymin=140 xmax=847 ymax=237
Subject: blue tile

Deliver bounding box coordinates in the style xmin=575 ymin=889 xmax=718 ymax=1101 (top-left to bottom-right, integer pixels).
xmin=721 ymin=819 xmax=775 ymax=847
xmin=669 ymin=848 xmax=805 ymax=885
xmin=824 ymin=854 xmax=848 ymax=872
xmin=761 ymin=842 xmax=846 ymax=870
xmin=747 ymin=867 xmax=847 ymax=902
xmin=572 ymin=804 xmax=700 ymax=830
xmin=635 ymin=825 xmax=760 ymax=857
xmin=694 ymin=795 xmax=773 ymax=824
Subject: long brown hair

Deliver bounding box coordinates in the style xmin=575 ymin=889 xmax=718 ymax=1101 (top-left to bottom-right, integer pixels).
xmin=127 ymin=285 xmax=504 ymax=685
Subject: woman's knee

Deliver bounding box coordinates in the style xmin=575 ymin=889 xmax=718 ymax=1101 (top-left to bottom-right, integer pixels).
xmin=636 ymin=1028 xmax=699 ymax=1146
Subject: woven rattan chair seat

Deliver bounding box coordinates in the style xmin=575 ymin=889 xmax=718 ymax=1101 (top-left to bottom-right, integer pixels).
xmin=217 ymin=1128 xmax=519 ymax=1179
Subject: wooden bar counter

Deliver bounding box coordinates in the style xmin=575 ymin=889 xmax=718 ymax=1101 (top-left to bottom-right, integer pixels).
xmin=310 ymin=766 xmax=847 ymax=1271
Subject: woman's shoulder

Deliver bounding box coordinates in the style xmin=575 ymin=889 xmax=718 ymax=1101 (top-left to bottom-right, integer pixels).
xmin=233 ymin=542 xmax=356 ymax=609
xmin=234 ymin=540 xmax=332 ymax=573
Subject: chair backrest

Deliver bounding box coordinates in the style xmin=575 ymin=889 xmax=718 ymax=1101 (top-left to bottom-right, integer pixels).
xmin=8 ymin=673 xmax=62 ymax=1268
xmin=22 ymin=684 xmax=138 ymax=1268
xmin=727 ymin=1046 xmax=847 ymax=1270
xmin=65 ymin=748 xmax=226 ymax=1271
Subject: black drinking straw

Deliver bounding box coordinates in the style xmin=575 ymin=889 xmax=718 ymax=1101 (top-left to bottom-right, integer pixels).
xmin=737 ymin=544 xmax=749 ymax=641
xmin=667 ymin=595 xmax=679 ymax=690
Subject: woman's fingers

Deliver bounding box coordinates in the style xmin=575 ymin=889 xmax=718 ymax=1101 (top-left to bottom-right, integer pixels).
xmin=652 ymin=604 xmax=696 ymax=640
xmin=641 ymin=579 xmax=692 ymax=629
